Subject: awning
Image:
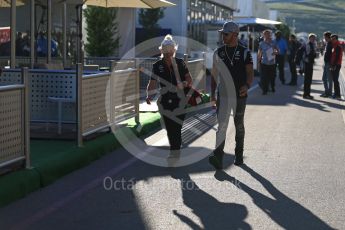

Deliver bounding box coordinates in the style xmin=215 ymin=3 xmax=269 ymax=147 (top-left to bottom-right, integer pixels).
xmin=233 ymin=17 xmax=282 ymax=26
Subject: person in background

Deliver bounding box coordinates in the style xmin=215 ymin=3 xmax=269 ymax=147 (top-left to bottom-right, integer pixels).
xmin=274 ymin=30 xmax=288 ymax=84
xmin=240 ymin=34 xmax=248 ymax=47
xmin=296 ymin=33 xmax=317 ymax=99
xmin=287 ymin=34 xmax=300 ymax=86
xmin=320 ymin=31 xmax=333 ymax=97
xmin=329 ymin=34 xmax=343 ymax=99
xmin=146 ymin=35 xmax=193 ymax=162
xmin=209 ymin=21 xmax=254 ymax=169
xmin=258 ymin=29 xmax=278 ymax=94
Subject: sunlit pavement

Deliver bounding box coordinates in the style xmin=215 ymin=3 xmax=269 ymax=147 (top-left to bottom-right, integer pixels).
xmin=0 ymin=57 xmax=344 ymax=230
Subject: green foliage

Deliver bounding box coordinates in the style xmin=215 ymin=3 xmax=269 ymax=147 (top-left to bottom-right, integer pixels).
xmin=267 ymin=0 xmax=345 ymax=38
xmin=84 ymin=6 xmax=120 ymax=57
xmin=138 ymin=8 xmax=164 ymax=29
xmin=275 ymin=20 xmax=291 ymax=39
xmin=138 ymin=8 xmax=165 ymax=42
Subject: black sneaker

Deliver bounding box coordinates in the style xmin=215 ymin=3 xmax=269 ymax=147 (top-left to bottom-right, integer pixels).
xmin=320 ymin=93 xmax=329 ymax=98
xmin=234 ymin=158 xmax=243 ymax=166
xmin=234 ymin=154 xmax=244 ymax=166
xmin=303 ymin=95 xmax=314 ymax=99
xmin=209 ymin=155 xmax=223 ymax=170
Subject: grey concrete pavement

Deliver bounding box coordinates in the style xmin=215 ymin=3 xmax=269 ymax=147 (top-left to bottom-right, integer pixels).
xmin=0 ymin=57 xmax=345 ymax=230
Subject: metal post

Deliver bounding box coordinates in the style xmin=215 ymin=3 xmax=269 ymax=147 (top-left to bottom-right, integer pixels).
xmin=22 ymin=67 xmax=31 ymax=169
xmin=184 ymin=54 xmax=188 ymax=62
xmin=252 ymin=27 xmax=255 ymax=52
xmin=62 ymin=2 xmax=67 ymax=69
xmin=202 ymin=52 xmax=207 ymax=93
xmin=47 ymin=0 xmax=52 ymax=63
xmin=76 ymin=63 xmax=83 ymax=147
xmin=10 ymin=0 xmax=16 ymax=68
xmin=30 ymin=0 xmax=35 ymax=69
xmin=134 ymin=59 xmax=140 ymax=124
xmin=109 ymin=60 xmax=115 ymax=130
xmin=247 ymin=26 xmax=250 ymax=49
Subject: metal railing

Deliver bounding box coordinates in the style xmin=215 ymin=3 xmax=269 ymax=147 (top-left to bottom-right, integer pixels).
xmin=0 ymin=68 xmax=30 ymax=169
xmin=184 ymin=53 xmax=207 ymax=93
xmin=77 ymin=62 xmax=140 ymax=146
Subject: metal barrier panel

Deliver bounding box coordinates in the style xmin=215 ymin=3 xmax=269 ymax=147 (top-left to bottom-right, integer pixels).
xmin=112 ymin=69 xmax=138 ymax=123
xmin=1 ymin=69 xmax=77 ymax=123
xmin=30 ymin=70 xmax=76 ymax=122
xmin=84 ymin=57 xmax=118 ymax=68
xmin=0 ymin=87 xmax=24 ymax=166
xmin=0 ymin=70 xmax=22 ymax=86
xmin=187 ymin=59 xmax=206 ymax=92
xmin=137 ymin=58 xmax=158 ymax=89
xmin=81 ymin=73 xmax=111 ymax=135
xmin=0 ymin=57 xmax=73 ymax=68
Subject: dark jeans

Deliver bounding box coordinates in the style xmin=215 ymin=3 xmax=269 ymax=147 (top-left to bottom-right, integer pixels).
xmin=158 ymin=92 xmax=186 ymax=150
xmin=288 ymin=58 xmax=297 ymax=84
xmin=322 ymin=63 xmax=332 ymax=95
xmin=215 ymin=97 xmax=247 ymax=158
xmin=162 ymin=114 xmax=185 ymax=150
xmin=276 ymin=55 xmax=285 ymax=83
xmin=261 ymin=64 xmax=276 ymax=93
xmin=303 ymin=62 xmax=314 ymax=96
xmin=331 ymin=65 xmax=341 ymax=96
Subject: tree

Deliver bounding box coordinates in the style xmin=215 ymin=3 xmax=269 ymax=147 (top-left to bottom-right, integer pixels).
xmin=84 ymin=6 xmax=120 ymax=57
xmin=138 ymin=8 xmax=165 ymax=42
xmin=275 ymin=19 xmax=291 ymax=38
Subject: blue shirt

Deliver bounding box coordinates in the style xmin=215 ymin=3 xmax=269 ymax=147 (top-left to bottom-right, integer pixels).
xmin=275 ymin=38 xmax=288 ymax=55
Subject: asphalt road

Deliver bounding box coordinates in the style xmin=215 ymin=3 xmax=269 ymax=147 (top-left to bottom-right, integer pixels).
xmin=0 ymin=57 xmax=344 ymax=230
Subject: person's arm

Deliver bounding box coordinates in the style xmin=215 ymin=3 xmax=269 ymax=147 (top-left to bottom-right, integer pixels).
xmin=183 ymin=73 xmax=193 ymax=87
xmin=210 ymin=52 xmax=219 ymax=102
xmin=146 ymin=79 xmax=157 ymax=104
xmin=180 ymin=60 xmax=193 ymax=87
xmin=335 ymin=45 xmax=341 ymax=66
xmin=257 ymin=48 xmax=262 ymax=64
xmin=146 ymin=64 xmax=158 ymax=104
xmin=239 ymin=50 xmax=254 ymax=97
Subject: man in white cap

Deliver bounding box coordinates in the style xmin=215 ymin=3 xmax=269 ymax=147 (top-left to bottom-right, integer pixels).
xmin=209 ymin=21 xmax=254 ymax=169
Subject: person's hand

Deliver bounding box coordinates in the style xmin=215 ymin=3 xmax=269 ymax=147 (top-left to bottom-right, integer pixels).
xmin=239 ymin=85 xmax=249 ymax=97
xmin=146 ymin=96 xmax=152 ymax=105
xmin=177 ymin=82 xmax=184 ymax=90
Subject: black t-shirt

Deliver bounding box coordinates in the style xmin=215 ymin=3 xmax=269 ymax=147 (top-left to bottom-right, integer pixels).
xmin=151 ymin=57 xmax=190 ymax=111
xmin=151 ymin=57 xmax=189 ymax=93
xmin=324 ymin=41 xmax=332 ymax=63
xmin=215 ymin=44 xmax=253 ymax=97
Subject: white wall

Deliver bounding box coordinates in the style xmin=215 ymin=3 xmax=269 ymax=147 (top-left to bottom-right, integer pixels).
xmin=117 ymin=8 xmax=136 ymax=58
xmin=141 ymin=0 xmax=187 ymax=37
xmin=234 ymin=0 xmax=270 ymax=18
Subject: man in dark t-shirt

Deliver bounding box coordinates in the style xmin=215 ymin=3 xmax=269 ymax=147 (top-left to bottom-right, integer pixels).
xmin=209 ymin=21 xmax=254 ymax=169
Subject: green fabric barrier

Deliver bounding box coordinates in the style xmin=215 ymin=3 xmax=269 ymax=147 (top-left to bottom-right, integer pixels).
xmin=0 ymin=169 xmax=40 ymax=207
xmin=0 ymin=99 xmax=209 ymax=207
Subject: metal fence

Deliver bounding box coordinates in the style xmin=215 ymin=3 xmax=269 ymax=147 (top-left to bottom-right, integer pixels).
xmin=77 ymin=64 xmax=139 ymax=146
xmin=186 ymin=57 xmax=207 ymax=93
xmin=0 ymin=69 xmax=77 ymax=123
xmin=0 ymin=68 xmax=30 ymax=170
